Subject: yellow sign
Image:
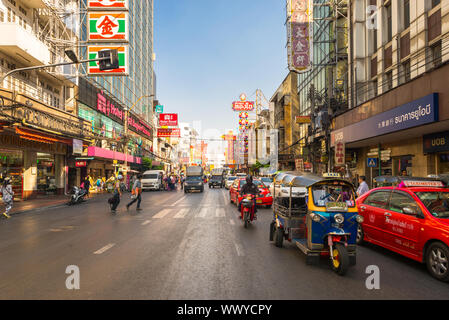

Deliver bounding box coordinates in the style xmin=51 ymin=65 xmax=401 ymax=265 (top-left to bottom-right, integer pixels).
xmin=295 ymin=116 xmax=311 ymax=124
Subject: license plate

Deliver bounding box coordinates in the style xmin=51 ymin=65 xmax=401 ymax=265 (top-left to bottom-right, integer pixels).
xmin=256 ymin=199 xmax=262 ymax=204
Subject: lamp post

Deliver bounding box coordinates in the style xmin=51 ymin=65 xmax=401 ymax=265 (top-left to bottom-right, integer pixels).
xmin=123 ymin=94 xmax=154 ymax=178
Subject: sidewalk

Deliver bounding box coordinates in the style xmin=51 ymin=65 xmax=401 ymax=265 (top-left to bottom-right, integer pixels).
xmin=4 ymin=191 xmax=110 ymax=217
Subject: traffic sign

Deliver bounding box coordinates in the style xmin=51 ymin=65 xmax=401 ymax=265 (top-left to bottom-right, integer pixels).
xmin=367 ymin=158 xmax=378 ymax=168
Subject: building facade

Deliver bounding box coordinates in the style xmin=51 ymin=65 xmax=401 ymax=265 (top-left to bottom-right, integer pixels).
xmin=331 ymin=0 xmax=449 ymax=185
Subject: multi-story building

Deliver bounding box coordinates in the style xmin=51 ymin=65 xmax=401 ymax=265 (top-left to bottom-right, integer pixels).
xmin=331 ymin=0 xmax=449 ymax=185
xmin=0 ymin=0 xmax=94 ymax=199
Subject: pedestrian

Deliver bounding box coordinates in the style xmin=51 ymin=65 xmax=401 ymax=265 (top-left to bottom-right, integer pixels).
xmin=84 ymin=176 xmax=91 ymax=198
xmin=96 ymin=177 xmax=102 ymax=192
xmin=109 ymin=175 xmax=123 ymax=214
xmin=356 ymin=176 xmax=370 ymax=197
xmin=126 ymin=174 xmax=143 ymax=211
xmin=180 ymin=175 xmax=185 ymax=190
xmin=1 ymin=177 xmax=14 ymax=219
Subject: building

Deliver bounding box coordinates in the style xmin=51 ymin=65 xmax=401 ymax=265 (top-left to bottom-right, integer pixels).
xmin=0 ymin=0 xmax=93 ymax=199
xmin=331 ymin=0 xmax=449 ymax=185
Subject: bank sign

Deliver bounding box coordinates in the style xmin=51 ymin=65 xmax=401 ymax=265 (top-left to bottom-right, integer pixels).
xmin=331 ymin=93 xmax=439 ymax=145
xmin=423 ymin=131 xmax=449 ymax=153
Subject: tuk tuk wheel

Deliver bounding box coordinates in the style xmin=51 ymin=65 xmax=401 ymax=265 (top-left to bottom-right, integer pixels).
xmin=331 ymin=243 xmax=349 ymax=276
xmin=274 ymin=226 xmax=284 ymax=248
xmin=356 ymin=224 xmax=365 ymax=245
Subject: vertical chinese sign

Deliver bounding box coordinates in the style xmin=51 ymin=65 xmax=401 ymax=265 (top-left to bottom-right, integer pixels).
xmin=335 ymin=141 xmax=345 ymax=167
xmin=287 ymin=0 xmax=313 ymax=73
xmin=87 ymin=0 xmax=129 ymax=76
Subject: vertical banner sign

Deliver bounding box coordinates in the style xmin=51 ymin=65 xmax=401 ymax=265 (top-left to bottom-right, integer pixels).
xmin=335 ymin=141 xmax=345 ymax=167
xmin=88 ymin=0 xmax=128 ymax=10
xmin=287 ymin=0 xmax=313 ymax=73
xmin=269 ymin=129 xmax=279 ymax=173
xmin=88 ymin=45 xmax=128 ymax=75
xmin=88 ymin=12 xmax=128 ymax=42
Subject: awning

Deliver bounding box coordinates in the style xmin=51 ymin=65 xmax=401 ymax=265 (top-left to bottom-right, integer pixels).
xmin=16 ymin=127 xmax=72 ymax=145
xmin=87 ymin=146 xmax=142 ymax=164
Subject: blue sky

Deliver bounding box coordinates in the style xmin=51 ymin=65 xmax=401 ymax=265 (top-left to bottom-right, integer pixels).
xmin=154 ymin=0 xmax=288 ymax=136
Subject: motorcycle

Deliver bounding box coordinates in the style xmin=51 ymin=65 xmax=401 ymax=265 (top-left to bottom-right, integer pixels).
xmin=240 ymin=194 xmax=257 ymax=228
xmin=67 ymin=186 xmax=87 ymax=205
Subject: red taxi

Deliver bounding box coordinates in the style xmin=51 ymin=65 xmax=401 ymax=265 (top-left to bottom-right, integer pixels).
xmin=229 ymin=178 xmax=273 ymax=208
xmin=356 ymin=178 xmax=449 ymax=281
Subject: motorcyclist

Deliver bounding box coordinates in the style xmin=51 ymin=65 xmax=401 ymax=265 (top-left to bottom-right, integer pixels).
xmin=238 ymin=175 xmax=260 ymax=217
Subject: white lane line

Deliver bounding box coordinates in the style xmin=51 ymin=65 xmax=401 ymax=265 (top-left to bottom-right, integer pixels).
xmin=174 ymin=208 xmax=189 ymax=219
xmin=141 ymin=220 xmax=151 ymax=225
xmin=234 ymin=242 xmax=245 ymax=256
xmin=196 ymin=208 xmax=208 ymax=218
xmin=216 ymin=208 xmax=225 ymax=218
xmin=229 ymin=219 xmax=235 ymax=225
xmin=94 ymin=243 xmax=116 ymax=255
xmin=153 ymin=209 xmax=171 ymax=219
xmin=222 ymin=190 xmax=227 ymax=204
xmin=170 ymin=196 xmax=186 ymax=207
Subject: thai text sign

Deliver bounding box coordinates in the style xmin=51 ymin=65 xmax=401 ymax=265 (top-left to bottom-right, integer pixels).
xmin=88 ymin=12 xmax=128 ymax=42
xmin=157 ymin=128 xmax=181 ymax=138
xmin=295 ymin=116 xmax=311 ymax=123
xmin=232 ymin=101 xmax=255 ymax=112
xmin=88 ymin=45 xmax=128 ymax=75
xmin=159 ymin=113 xmax=178 ymax=127
xmin=88 ymin=0 xmax=128 ymax=10
xmin=287 ymin=0 xmax=313 ymax=73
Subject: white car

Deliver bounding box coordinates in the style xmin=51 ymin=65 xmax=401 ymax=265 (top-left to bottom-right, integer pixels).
xmin=141 ymin=170 xmax=164 ymax=191
xmin=225 ymin=176 xmax=237 ymax=189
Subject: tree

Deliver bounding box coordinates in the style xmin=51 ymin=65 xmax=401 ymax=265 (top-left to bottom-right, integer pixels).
xmin=142 ymin=157 xmax=152 ymax=171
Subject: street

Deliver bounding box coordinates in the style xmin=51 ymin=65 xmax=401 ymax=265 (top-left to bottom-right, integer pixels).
xmin=1 ymin=187 xmax=448 ymax=300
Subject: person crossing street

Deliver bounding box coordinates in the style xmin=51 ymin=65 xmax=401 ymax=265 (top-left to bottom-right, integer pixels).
xmin=126 ymin=174 xmax=143 ymax=211
xmin=1 ymin=177 xmax=14 ymax=219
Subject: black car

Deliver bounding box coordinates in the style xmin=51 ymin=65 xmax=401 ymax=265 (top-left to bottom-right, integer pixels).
xmin=209 ymin=175 xmax=224 ymax=188
xmin=184 ymin=176 xmax=204 ymax=193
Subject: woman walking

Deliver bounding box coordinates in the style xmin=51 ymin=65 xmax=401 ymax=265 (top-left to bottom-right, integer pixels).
xmin=1 ymin=177 xmax=14 ymax=219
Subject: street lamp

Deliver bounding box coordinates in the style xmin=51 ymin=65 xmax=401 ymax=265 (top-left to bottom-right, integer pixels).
xmin=123 ymin=94 xmax=155 ymax=175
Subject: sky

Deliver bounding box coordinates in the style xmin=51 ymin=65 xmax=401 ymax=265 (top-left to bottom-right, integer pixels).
xmin=154 ymin=0 xmax=288 ymax=138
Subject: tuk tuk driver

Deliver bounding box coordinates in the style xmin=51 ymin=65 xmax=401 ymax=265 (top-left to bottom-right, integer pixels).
xmin=238 ymin=175 xmax=260 ymax=215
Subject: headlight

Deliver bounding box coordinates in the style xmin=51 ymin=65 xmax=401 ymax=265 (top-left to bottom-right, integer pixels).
xmin=310 ymin=213 xmax=321 ymax=222
xmin=356 ymin=215 xmax=364 ymax=223
xmin=334 ymin=214 xmax=344 ymax=224
xmin=266 ymin=193 xmax=271 ymax=197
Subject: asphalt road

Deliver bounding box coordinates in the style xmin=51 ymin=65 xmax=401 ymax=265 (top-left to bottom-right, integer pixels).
xmin=0 ymin=186 xmax=448 ymax=300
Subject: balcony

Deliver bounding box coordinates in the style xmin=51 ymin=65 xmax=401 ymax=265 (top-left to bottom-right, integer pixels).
xmin=0 ymin=23 xmax=50 ymax=66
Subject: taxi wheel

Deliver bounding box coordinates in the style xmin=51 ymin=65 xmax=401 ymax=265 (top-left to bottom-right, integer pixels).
xmin=274 ymin=226 xmax=284 ymax=248
xmin=426 ymin=242 xmax=449 ymax=282
xmin=356 ymin=224 xmax=365 ymax=245
xmin=331 ymin=243 xmax=349 ymax=276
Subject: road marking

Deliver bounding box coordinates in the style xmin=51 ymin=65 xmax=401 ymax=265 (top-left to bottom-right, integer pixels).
xmin=94 ymin=243 xmax=115 ymax=255
xmin=153 ymin=209 xmax=171 ymax=219
xmin=216 ymin=208 xmax=225 ymax=217
xmin=196 ymin=208 xmax=208 ymax=218
xmin=170 ymin=196 xmax=186 ymax=207
xmin=234 ymin=242 xmax=244 ymax=256
xmin=222 ymin=190 xmax=227 ymax=204
xmin=174 ymin=208 xmax=189 ymax=219
xmin=141 ymin=220 xmax=151 ymax=225
xmin=230 ymin=219 xmax=235 ymax=225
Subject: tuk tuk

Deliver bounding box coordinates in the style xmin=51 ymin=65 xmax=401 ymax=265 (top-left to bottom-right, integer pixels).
xmin=269 ymin=172 xmax=363 ymax=275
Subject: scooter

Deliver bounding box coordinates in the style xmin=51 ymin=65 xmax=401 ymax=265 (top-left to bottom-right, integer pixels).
xmin=67 ymin=186 xmax=87 ymax=205
xmin=240 ymin=194 xmax=257 ymax=228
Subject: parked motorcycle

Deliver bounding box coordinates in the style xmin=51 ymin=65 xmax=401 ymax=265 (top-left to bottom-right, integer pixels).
xmin=67 ymin=186 xmax=87 ymax=205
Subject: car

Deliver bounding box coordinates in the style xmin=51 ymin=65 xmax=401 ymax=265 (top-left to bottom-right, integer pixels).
xmin=224 ymin=176 xmax=237 ymax=189
xmin=229 ymin=178 xmax=273 ymax=208
xmin=356 ymin=178 xmax=449 ymax=282
xmin=270 ymin=172 xmax=307 ymax=198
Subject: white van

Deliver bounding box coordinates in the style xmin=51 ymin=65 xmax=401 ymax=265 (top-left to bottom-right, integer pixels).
xmin=141 ymin=170 xmax=164 ymax=191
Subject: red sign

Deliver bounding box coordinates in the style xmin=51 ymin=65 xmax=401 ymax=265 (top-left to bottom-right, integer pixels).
xmin=159 ymin=113 xmax=178 ymax=127
xmin=75 ymin=161 xmax=87 ymax=168
xmin=157 ymin=128 xmax=181 ymax=138
xmin=232 ymin=101 xmax=255 ymax=112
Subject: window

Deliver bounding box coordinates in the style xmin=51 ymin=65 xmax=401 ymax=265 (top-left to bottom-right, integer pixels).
xmin=371 ymin=57 xmax=377 ymax=78
xmin=364 ymin=191 xmax=391 ymax=209
xmin=386 ymin=4 xmax=392 ymax=42
xmin=401 ymin=59 xmax=411 ymax=83
xmin=389 ymin=192 xmax=421 ymax=215
xmin=432 ymin=0 xmax=441 ymax=8
xmin=400 ymin=33 xmax=410 ymax=59
xmin=428 ymin=9 xmax=441 ymax=43
xmin=430 ymin=40 xmax=442 ymax=68
xmin=384 ymin=46 xmax=392 ymax=69
xmin=384 ymin=71 xmax=393 ymax=91
xmin=404 ymin=0 xmax=410 ymax=29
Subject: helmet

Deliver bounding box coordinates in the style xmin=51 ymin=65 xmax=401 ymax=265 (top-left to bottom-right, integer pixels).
xmin=246 ymin=175 xmax=253 ymax=185
xmin=117 ymin=175 xmax=123 ymax=180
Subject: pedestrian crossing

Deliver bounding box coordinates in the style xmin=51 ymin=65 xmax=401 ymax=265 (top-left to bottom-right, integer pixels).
xmin=145 ymin=206 xmax=233 ymax=220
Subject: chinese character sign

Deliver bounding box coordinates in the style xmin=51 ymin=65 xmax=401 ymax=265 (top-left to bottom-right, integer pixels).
xmin=88 ymin=0 xmax=128 ymax=10
xmin=335 ymin=141 xmax=345 ymax=167
xmin=287 ymin=0 xmax=313 ymax=73
xmin=88 ymin=12 xmax=128 ymax=41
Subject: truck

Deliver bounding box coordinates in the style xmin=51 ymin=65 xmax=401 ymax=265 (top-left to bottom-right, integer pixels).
xmin=184 ymin=166 xmax=204 ymax=193
xmin=209 ymin=168 xmax=225 ymax=188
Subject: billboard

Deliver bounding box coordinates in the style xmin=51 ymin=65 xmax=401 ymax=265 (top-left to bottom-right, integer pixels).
xmin=88 ymin=12 xmax=128 ymax=42
xmin=232 ymin=101 xmax=255 ymax=112
xmin=287 ymin=0 xmax=313 ymax=73
xmin=87 ymin=45 xmax=128 ymax=75
xmin=88 ymin=0 xmax=128 ymax=10
xmin=159 ymin=113 xmax=178 ymax=127
xmin=157 ymin=128 xmax=181 ymax=138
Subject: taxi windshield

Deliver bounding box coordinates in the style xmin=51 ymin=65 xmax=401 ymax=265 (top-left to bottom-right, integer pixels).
xmin=312 ymin=183 xmax=355 ymax=207
xmin=416 ymin=192 xmax=449 ymax=218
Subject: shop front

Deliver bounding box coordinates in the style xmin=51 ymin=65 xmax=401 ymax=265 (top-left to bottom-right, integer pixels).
xmin=423 ymin=130 xmax=449 ymax=174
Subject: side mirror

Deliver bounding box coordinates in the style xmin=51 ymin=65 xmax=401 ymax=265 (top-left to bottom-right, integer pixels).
xmin=402 ymin=207 xmax=415 ymax=215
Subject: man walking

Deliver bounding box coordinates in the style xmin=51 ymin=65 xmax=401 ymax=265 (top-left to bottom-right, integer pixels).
xmin=126 ymin=174 xmax=143 ymax=211
xmin=110 ymin=175 xmax=123 ymax=214
xmin=1 ymin=177 xmax=14 ymax=219
xmin=356 ymin=176 xmax=370 ymax=197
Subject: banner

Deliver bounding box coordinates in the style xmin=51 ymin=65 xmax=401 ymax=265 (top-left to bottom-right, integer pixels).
xmin=87 ymin=45 xmax=128 ymax=75
xmin=335 ymin=141 xmax=345 ymax=167
xmin=287 ymin=0 xmax=313 ymax=73
xmin=157 ymin=128 xmax=180 ymax=138
xmin=159 ymin=113 xmax=178 ymax=127
xmin=88 ymin=12 xmax=128 ymax=42
xmin=232 ymin=101 xmax=255 ymax=112
xmin=88 ymin=0 xmax=128 ymax=10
